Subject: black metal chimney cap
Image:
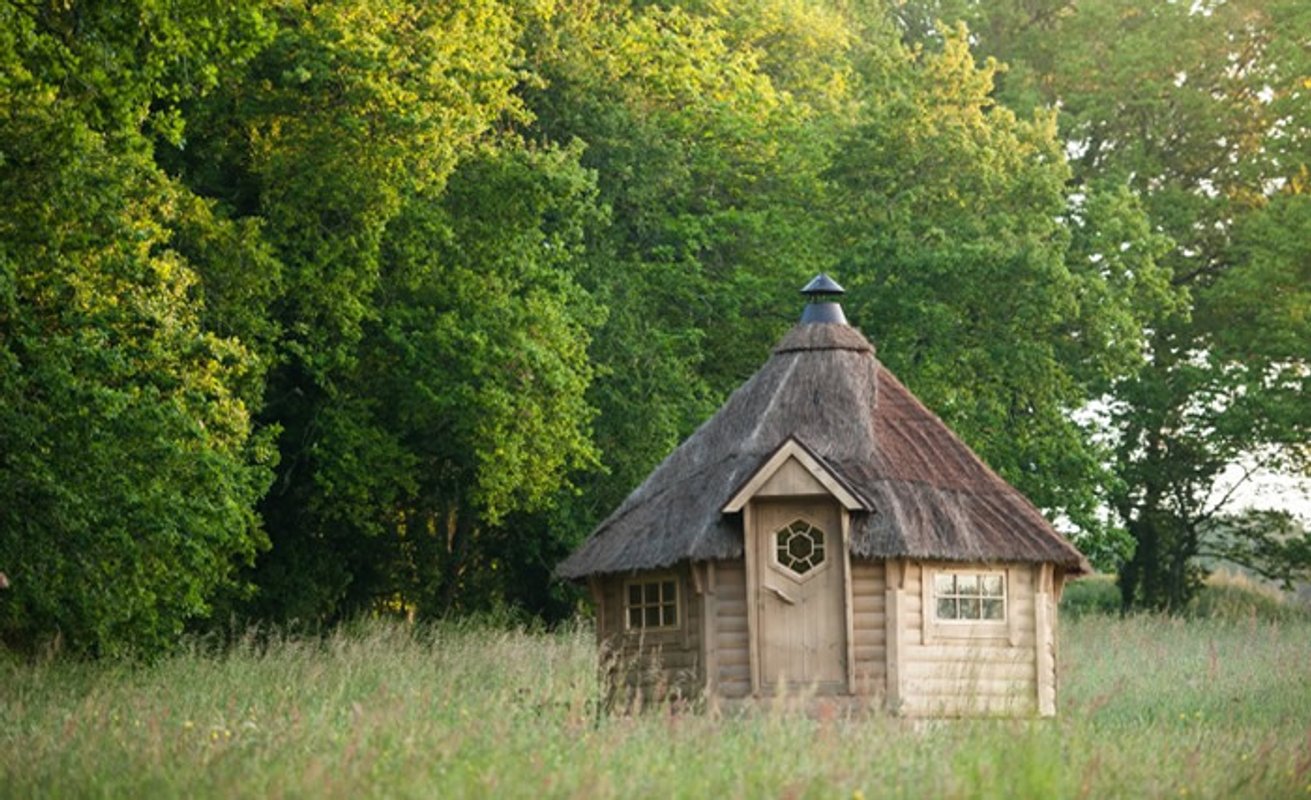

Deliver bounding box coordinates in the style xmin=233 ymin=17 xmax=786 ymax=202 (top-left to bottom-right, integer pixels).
xmin=801 ymin=273 xmax=845 ymax=298
xmin=799 ymin=273 xmax=847 ymax=324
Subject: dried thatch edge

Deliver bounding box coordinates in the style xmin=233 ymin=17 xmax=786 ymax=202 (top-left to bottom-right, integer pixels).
xmin=560 ymin=550 xmax=1089 ymax=582
xmin=551 ymin=455 xmax=740 ymax=579
xmin=557 ymin=491 xmax=1090 ymax=580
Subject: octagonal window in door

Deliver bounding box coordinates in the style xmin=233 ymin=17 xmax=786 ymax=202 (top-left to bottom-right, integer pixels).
xmin=774 ymin=519 xmax=827 ymax=577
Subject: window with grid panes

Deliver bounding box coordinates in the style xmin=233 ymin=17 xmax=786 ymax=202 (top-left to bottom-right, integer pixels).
xmin=626 ymin=577 xmax=678 ymax=629
xmin=933 ymin=572 xmax=1006 ymax=621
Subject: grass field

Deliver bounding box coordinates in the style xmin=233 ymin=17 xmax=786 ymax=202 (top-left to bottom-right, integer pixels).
xmin=3 ymin=611 xmax=1310 ymax=799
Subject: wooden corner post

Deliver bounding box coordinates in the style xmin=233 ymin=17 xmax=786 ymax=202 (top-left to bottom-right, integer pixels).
xmin=743 ymin=503 xmax=761 ymax=695
xmin=1035 ymin=563 xmax=1056 ymax=716
xmin=842 ymin=510 xmax=856 ymax=694
xmin=884 ymin=559 xmax=903 ymax=713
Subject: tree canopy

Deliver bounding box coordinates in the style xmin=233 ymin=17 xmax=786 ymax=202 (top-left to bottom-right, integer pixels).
xmin=2 ymin=0 xmax=1307 ymax=653
xmin=896 ymin=0 xmax=1311 ymax=610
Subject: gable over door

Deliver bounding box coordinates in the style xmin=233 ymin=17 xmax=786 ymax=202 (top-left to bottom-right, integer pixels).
xmin=752 ymin=497 xmax=847 ymax=693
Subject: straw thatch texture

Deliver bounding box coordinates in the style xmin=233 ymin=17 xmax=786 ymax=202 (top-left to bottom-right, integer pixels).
xmin=557 ymin=323 xmax=1090 ymax=579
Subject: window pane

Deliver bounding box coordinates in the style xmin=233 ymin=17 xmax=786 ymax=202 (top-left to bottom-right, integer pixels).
xmin=661 ymin=581 xmax=675 ymax=602
xmin=982 ymin=575 xmax=1003 ymax=596
xmin=662 ymin=605 xmax=677 ymax=627
xmin=788 ymin=533 xmax=813 ymax=561
xmin=937 ymin=597 xmax=957 ymax=620
xmin=934 ymin=573 xmax=955 ymax=595
xmin=629 ymin=607 xmax=642 ymax=628
xmin=645 ymin=606 xmax=661 ymax=627
xmin=628 ymin=584 xmax=642 ymax=605
xmin=956 ymin=575 xmax=980 ymax=596
xmin=983 ymin=599 xmax=1004 ymax=620
xmin=961 ymin=597 xmax=982 ymax=619
xmin=644 ymin=583 xmax=659 ymax=603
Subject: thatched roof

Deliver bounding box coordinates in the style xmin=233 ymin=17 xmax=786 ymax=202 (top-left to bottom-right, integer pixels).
xmin=557 ymin=320 xmax=1090 ymax=579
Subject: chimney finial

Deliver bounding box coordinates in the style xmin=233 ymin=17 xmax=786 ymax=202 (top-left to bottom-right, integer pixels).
xmin=800 ymin=273 xmax=847 ymax=324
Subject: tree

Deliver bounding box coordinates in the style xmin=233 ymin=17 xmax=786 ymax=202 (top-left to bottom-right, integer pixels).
xmin=0 ymin=1 xmax=273 ymax=655
xmin=160 ymin=0 xmax=574 ymax=623
xmin=252 ymin=144 xmax=603 ymax=621
xmin=522 ymin=0 xmax=860 ymax=531
xmin=828 ymin=24 xmax=1174 ymax=546
xmin=899 ymin=0 xmax=1311 ymax=609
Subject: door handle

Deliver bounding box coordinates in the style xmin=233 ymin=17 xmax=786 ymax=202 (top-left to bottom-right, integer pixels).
xmin=768 ymin=585 xmax=797 ymax=605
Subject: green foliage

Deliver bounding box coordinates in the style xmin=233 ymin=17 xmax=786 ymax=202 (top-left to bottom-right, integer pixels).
xmin=523 ymin=0 xmax=859 ymax=521
xmin=8 ymin=0 xmax=1302 ymax=646
xmin=218 ymin=0 xmax=525 ymax=378
xmin=246 ymin=140 xmax=604 ymax=622
xmin=1200 ymin=511 xmax=1311 ymax=592
xmin=902 ymin=0 xmax=1311 ymax=611
xmin=1062 ymin=572 xmax=1310 ymax=623
xmin=0 ymin=1 xmax=273 ymax=655
xmin=829 ymin=25 xmax=1172 ymax=538
xmin=1059 ymin=574 xmax=1122 ymax=618
xmin=1186 ymin=571 xmax=1310 ymax=624
xmin=2 ymin=617 xmax=1310 ymax=797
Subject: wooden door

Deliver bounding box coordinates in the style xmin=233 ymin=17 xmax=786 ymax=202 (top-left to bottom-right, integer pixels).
xmin=753 ymin=498 xmax=847 ymax=693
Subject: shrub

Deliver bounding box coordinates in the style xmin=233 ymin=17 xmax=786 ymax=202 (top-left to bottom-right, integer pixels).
xmin=1060 ymin=573 xmax=1121 ymax=617
xmin=1187 ymin=570 xmax=1310 ymax=622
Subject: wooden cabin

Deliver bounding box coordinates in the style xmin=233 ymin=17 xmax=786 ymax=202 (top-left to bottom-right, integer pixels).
xmin=556 ymin=275 xmax=1090 ymax=716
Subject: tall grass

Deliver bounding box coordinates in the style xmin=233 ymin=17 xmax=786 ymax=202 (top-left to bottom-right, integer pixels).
xmin=2 ymin=615 xmax=1310 ymax=798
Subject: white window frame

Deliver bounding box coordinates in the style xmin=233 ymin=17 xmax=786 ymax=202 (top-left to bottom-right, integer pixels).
xmin=934 ymin=570 xmax=1008 ymax=623
xmin=922 ymin=565 xmax=1017 ymax=645
xmin=623 ymin=574 xmax=681 ymax=632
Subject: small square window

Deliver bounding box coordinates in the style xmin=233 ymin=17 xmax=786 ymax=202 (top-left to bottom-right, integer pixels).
xmin=934 ymin=571 xmax=1006 ymax=622
xmin=625 ymin=577 xmax=679 ymax=630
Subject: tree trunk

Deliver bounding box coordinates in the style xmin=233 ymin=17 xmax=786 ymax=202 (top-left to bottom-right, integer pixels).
xmin=441 ymin=505 xmax=473 ymax=614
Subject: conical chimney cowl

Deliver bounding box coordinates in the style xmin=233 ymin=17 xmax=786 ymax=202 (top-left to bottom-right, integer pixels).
xmin=800 ymin=273 xmax=847 ymax=324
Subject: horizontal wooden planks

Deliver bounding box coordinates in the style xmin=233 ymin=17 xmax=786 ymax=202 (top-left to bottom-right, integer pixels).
xmin=894 ymin=561 xmax=1046 ymax=716
xmin=901 ymin=693 xmax=1038 ymax=716
xmin=597 ymin=566 xmax=704 ymax=700
xmin=715 ymin=560 xmax=749 ymax=694
xmin=904 ymin=675 xmax=1034 ymax=695
xmin=850 ymin=560 xmax=887 ymax=695
xmin=852 ymin=594 xmax=886 ymax=614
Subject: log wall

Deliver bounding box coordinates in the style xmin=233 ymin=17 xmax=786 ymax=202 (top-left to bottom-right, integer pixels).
xmin=850 ymin=559 xmax=887 ymax=697
xmin=593 ymin=557 xmax=1059 ymax=716
xmin=711 ymin=559 xmax=751 ymax=698
xmin=596 ymin=563 xmax=703 ymax=706
xmin=894 ymin=561 xmax=1042 ymax=716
